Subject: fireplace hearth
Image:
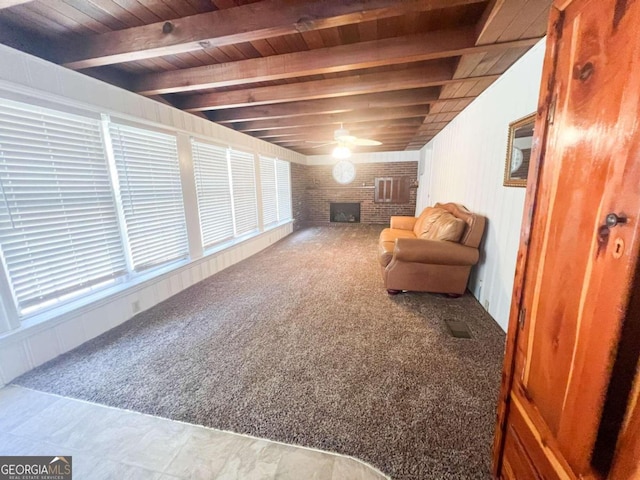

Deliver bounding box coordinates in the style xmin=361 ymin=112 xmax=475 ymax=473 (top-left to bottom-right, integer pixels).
xmin=330 ymin=202 xmax=360 ymax=223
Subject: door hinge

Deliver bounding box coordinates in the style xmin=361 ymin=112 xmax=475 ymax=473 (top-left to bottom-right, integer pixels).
xmin=518 ymin=307 xmax=526 ymax=329
xmin=548 ymin=94 xmax=557 ymax=125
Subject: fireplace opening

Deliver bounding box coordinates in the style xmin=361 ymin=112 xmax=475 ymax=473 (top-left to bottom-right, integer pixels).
xmin=330 ymin=202 xmax=360 ymax=223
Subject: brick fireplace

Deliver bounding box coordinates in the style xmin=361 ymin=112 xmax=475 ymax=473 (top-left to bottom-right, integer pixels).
xmin=330 ymin=202 xmax=360 ymax=223
xmin=291 ymin=161 xmax=418 ymax=228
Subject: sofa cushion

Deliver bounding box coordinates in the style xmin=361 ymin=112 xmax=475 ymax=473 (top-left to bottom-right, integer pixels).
xmin=413 ymin=207 xmax=439 ymax=237
xmin=420 ymin=211 xmax=466 ymax=242
xmin=380 ymin=228 xmax=416 ymax=243
xmin=414 ymin=207 xmax=446 ymax=237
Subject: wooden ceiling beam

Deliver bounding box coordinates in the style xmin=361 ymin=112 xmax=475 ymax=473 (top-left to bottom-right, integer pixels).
xmin=210 ymin=88 xmax=440 ymax=123
xmin=406 ymin=1 xmax=550 ymax=147
xmin=257 ymin=126 xmax=422 ymax=141
xmin=231 ymin=105 xmax=430 ymax=132
xmin=134 ymin=28 xmax=540 ymax=95
xmin=58 ymin=0 xmax=486 ymax=70
xmin=257 ymin=113 xmax=442 ymax=148
xmin=136 ymin=28 xmax=475 ymax=95
xmin=275 ymin=139 xmax=418 ymax=150
xmin=298 ymin=141 xmax=412 ymax=148
xmin=273 ymin=130 xmax=420 ymax=143
xmin=260 ymin=133 xmax=421 ymax=145
xmin=408 ymin=95 xmax=472 ymax=144
xmin=285 ymin=146 xmax=412 ymax=154
xmin=177 ymin=60 xmax=458 ymax=112
xmin=250 ymin=120 xmax=425 ymax=138
xmin=475 ymin=0 xmax=505 ymax=42
xmin=270 ymin=132 xmax=414 ymax=147
xmin=449 ymin=1 xmax=551 ymax=80
xmin=449 ymin=0 xmax=517 ymax=81
xmin=294 ymin=145 xmax=409 ymax=155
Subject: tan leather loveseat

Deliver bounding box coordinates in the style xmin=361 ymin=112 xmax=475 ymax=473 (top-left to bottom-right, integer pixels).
xmin=378 ymin=203 xmax=486 ymax=295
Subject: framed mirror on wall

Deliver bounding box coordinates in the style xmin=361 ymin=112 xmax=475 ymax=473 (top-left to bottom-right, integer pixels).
xmin=504 ymin=113 xmax=536 ymax=187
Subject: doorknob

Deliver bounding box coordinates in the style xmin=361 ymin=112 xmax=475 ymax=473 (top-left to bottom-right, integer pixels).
xmin=598 ymin=213 xmax=629 ymax=259
xmin=597 ymin=213 xmax=628 ymax=250
xmin=605 ymin=213 xmax=628 ymax=228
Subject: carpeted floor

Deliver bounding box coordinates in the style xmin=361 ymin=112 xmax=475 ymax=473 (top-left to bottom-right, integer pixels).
xmin=14 ymin=226 xmax=506 ymax=480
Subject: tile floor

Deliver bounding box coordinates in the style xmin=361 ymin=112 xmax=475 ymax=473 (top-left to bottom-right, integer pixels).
xmin=0 ymin=386 xmax=387 ymax=479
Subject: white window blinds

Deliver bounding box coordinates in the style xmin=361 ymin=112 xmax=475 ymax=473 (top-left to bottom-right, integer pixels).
xmin=0 ymin=99 xmax=126 ymax=312
xmin=229 ymin=149 xmax=258 ymax=236
xmin=276 ymin=159 xmax=292 ymax=221
xmin=192 ymin=140 xmax=234 ymax=248
xmin=259 ymin=156 xmax=277 ymax=227
xmin=109 ymin=123 xmax=188 ymax=271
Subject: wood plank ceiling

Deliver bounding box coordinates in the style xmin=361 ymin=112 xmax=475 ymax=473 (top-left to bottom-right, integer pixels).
xmin=0 ymin=0 xmax=552 ymax=155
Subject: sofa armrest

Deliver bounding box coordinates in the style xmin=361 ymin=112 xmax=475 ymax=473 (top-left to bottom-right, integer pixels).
xmin=390 ymin=216 xmax=417 ymax=230
xmin=393 ymin=238 xmax=479 ymax=266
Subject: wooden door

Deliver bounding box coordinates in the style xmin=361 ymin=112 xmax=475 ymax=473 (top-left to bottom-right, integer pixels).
xmin=493 ymin=0 xmax=640 ymax=478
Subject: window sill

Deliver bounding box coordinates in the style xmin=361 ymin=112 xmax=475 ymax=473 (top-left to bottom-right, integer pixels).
xmin=202 ymin=220 xmax=291 ymax=256
xmin=0 ymin=221 xmax=293 ymax=344
xmin=263 ymin=218 xmax=293 ymax=233
xmin=0 ymin=257 xmax=190 ymax=343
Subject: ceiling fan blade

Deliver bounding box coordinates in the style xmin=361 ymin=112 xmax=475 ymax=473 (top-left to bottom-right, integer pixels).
xmin=310 ymin=141 xmax=336 ymax=149
xmin=351 ymin=138 xmax=382 ymax=146
xmin=335 ymin=134 xmax=358 ymax=142
xmin=319 ymin=125 xmax=383 ymax=149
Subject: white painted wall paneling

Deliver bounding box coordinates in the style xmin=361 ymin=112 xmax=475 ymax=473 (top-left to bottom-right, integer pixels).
xmin=0 ymin=44 xmax=305 ymax=165
xmin=0 ymin=223 xmax=292 ymax=386
xmin=0 ymin=44 xmax=300 ymax=385
xmin=415 ymin=39 xmax=546 ymax=331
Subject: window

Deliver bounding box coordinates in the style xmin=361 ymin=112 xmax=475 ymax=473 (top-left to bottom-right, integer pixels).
xmin=229 ymin=149 xmax=258 ymax=236
xmin=0 ymin=99 xmax=126 ymax=313
xmin=259 ymin=157 xmax=291 ymax=229
xmin=259 ymin=156 xmax=277 ymax=227
xmin=0 ymin=96 xmax=288 ymax=321
xmin=276 ymin=159 xmax=292 ymax=222
xmin=109 ymin=123 xmax=188 ymax=271
xmin=192 ymin=140 xmax=234 ymax=248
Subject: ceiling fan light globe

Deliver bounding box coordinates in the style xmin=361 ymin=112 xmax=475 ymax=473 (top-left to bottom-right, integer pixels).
xmin=332 ymin=145 xmax=352 ymax=159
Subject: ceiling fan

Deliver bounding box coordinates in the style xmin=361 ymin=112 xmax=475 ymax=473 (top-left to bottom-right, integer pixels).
xmin=307 ymin=124 xmax=382 ymax=158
